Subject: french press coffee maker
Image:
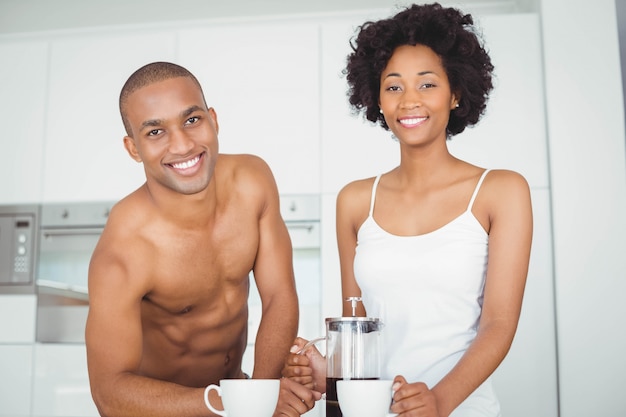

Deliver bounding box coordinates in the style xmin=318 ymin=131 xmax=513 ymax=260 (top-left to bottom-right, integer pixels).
xmin=325 ymin=297 xmax=384 ymax=417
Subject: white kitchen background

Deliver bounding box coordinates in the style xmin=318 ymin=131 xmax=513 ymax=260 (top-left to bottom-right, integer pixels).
xmin=1 ymin=1 xmax=625 ymax=417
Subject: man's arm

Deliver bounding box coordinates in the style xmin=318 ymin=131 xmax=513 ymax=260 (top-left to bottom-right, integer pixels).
xmin=244 ymin=156 xmax=299 ymax=379
xmin=85 ymin=242 xmax=217 ymax=417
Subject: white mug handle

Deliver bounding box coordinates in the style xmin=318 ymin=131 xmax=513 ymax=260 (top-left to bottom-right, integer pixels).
xmin=204 ymin=384 xmax=226 ymax=416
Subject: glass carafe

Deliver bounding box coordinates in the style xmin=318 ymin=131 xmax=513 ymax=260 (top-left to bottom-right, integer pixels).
xmin=325 ymin=316 xmax=384 ymax=417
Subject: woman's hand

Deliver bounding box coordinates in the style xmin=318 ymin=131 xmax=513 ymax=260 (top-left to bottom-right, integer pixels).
xmin=391 ymin=375 xmax=441 ymax=417
xmin=281 ymin=337 xmax=327 ymax=393
xmin=273 ymin=377 xmax=322 ymax=417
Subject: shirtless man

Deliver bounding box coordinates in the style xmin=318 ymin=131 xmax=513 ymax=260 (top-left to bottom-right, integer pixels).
xmin=86 ymin=62 xmax=319 ymax=416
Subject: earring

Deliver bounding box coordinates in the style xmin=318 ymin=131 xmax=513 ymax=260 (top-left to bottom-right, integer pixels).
xmin=455 ymin=103 xmax=460 ymax=108
xmin=379 ymin=108 xmax=383 ymax=114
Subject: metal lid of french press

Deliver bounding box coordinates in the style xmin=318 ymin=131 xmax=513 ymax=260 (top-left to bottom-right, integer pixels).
xmin=325 ymin=296 xmax=383 ymax=327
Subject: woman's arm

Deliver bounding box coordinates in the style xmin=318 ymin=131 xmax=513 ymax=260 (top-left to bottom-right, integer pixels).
xmin=429 ymin=170 xmax=533 ymax=416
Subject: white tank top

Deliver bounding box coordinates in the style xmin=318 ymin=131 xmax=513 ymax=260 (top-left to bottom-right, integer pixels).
xmin=353 ymin=169 xmax=501 ymax=416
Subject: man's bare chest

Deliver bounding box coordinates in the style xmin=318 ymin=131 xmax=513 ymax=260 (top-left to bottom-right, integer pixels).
xmin=139 ymin=229 xmax=257 ymax=307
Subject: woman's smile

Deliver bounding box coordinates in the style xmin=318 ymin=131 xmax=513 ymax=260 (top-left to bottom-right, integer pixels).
xmin=398 ymin=116 xmax=428 ymax=128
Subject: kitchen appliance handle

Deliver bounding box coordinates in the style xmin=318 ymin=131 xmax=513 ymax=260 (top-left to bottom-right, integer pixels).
xmin=42 ymin=228 xmax=104 ymax=238
xmin=286 ymin=223 xmax=315 ymax=232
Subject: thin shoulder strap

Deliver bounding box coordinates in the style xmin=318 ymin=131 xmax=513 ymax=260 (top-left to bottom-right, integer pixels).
xmin=467 ymin=169 xmax=491 ymax=211
xmin=369 ymin=175 xmax=382 ymax=217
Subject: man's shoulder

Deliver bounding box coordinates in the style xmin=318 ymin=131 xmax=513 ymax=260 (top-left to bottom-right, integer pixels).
xmin=98 ymin=194 xmax=151 ymax=249
xmin=90 ymin=197 xmax=155 ymax=279
xmin=217 ymin=153 xmax=270 ymax=174
xmin=216 ymin=153 xmax=276 ymax=190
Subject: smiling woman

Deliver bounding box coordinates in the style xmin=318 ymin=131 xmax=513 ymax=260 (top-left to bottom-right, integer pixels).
xmin=281 ymin=5 xmax=534 ymax=417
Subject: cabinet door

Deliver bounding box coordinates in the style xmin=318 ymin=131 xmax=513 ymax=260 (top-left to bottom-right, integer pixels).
xmin=0 ymin=40 xmax=48 ymax=204
xmin=447 ymin=14 xmax=549 ymax=189
xmin=32 ymin=343 xmax=98 ymax=417
xmin=178 ymin=21 xmax=321 ymax=194
xmin=320 ymin=15 xmax=399 ymax=194
xmin=0 ymin=345 xmax=33 ymax=416
xmin=42 ymin=30 xmax=176 ymax=202
xmin=0 ymin=295 xmax=36 ymax=343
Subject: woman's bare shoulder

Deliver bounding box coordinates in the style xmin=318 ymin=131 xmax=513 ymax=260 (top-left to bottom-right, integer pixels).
xmin=338 ymin=176 xmax=377 ymax=199
xmin=337 ymin=176 xmax=378 ymax=221
xmin=480 ymin=169 xmax=532 ymax=214
xmin=483 ymin=169 xmax=530 ymax=193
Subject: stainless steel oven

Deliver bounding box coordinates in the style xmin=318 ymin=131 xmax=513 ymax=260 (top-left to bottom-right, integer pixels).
xmin=37 ymin=202 xmax=112 ymax=299
xmin=36 ymin=202 xmax=113 ymax=343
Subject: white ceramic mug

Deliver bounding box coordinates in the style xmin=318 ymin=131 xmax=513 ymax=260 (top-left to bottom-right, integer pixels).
xmin=203 ymin=378 xmax=280 ymax=417
xmin=337 ymin=379 xmax=398 ymax=417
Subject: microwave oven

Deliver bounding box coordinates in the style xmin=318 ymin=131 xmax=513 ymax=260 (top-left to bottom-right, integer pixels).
xmin=0 ymin=204 xmax=39 ymax=294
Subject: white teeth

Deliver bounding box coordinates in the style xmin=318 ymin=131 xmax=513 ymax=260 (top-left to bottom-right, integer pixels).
xmin=400 ymin=117 xmax=427 ymax=126
xmin=172 ymin=155 xmax=200 ymax=169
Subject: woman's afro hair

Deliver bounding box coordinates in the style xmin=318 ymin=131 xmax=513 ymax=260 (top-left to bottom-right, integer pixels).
xmin=344 ymin=2 xmax=494 ymax=136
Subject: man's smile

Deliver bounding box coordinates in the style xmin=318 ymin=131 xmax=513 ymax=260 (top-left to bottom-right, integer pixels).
xmin=167 ymin=153 xmax=202 ymax=170
xmin=165 ymin=152 xmax=204 ymax=171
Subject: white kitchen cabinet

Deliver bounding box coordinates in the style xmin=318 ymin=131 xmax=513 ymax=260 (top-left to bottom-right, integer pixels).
xmin=42 ymin=30 xmax=177 ymax=203
xmin=0 ymin=295 xmax=36 ymax=343
xmin=32 ymin=343 xmax=98 ymax=417
xmin=0 ymin=40 xmax=48 ymax=204
xmin=320 ymin=15 xmax=399 ymax=194
xmin=447 ymin=14 xmax=549 ymax=189
xmin=320 ymin=192 xmax=342 ymax=320
xmin=177 ymin=20 xmax=321 ymax=195
xmin=0 ymin=345 xmax=33 ymax=416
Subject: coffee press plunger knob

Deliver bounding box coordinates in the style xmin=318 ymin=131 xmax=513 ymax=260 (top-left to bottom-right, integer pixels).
xmin=345 ymin=296 xmax=362 ymax=317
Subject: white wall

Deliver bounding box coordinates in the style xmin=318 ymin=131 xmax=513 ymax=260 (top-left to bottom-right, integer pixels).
xmin=540 ymin=0 xmax=626 ymax=415
xmin=0 ymin=0 xmax=531 ymax=35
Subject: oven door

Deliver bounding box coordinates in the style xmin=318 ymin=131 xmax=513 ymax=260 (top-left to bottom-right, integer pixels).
xmin=36 ymin=227 xmax=102 ymax=343
xmin=37 ymin=227 xmax=103 ymax=299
